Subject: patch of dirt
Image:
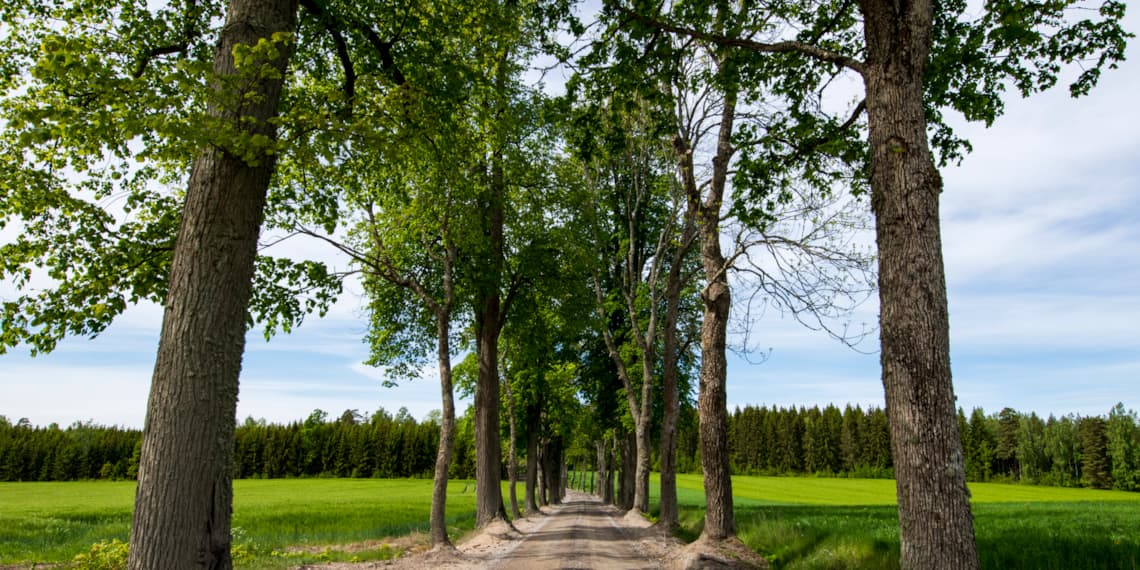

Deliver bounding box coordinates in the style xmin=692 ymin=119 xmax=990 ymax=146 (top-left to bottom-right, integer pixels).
xmin=667 ymin=536 xmax=769 ymax=570
xmin=302 ymin=490 xmax=768 ymax=570
xmin=289 ymin=532 xmax=432 ymax=555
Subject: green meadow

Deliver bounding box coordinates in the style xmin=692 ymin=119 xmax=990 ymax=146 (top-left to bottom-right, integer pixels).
xmin=659 ymin=474 xmax=1140 ymax=569
xmin=0 ymin=479 xmax=480 ymax=567
xmin=2 ymin=476 xmax=1139 ymax=568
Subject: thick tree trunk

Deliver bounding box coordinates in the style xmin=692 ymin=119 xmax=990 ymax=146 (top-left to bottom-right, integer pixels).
xmin=696 ymin=276 xmax=733 ymax=539
xmin=126 ymin=1 xmax=297 ymax=568
xmin=674 ymin=80 xmax=738 ymax=541
xmin=474 ymin=309 xmax=505 ymax=525
xmin=430 ymin=315 xmax=456 ymax=548
xmin=860 ymin=0 xmax=979 ymax=566
xmin=474 ymin=150 xmax=506 ymax=527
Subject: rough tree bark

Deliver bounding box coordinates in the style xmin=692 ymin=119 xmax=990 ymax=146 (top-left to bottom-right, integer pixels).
xmin=127 ymin=0 xmax=298 ymax=567
xmin=474 ymin=149 xmax=507 ymax=527
xmin=859 ymin=0 xmax=979 ymax=566
xmin=674 ymin=81 xmax=738 ymax=540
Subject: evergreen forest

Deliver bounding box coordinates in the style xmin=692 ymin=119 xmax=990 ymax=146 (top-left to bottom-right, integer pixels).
xmin=4 ymin=403 xmax=1138 ymax=493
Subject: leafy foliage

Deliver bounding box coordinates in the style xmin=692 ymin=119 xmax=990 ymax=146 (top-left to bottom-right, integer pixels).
xmin=0 ymin=0 xmax=341 ymax=354
xmin=72 ymin=538 xmax=129 ymax=570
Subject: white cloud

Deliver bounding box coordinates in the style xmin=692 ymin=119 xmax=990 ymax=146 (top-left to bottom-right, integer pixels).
xmin=949 ymin=291 xmax=1140 ymax=352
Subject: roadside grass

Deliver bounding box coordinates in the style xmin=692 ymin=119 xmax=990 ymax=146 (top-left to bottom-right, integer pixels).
xmin=0 ymin=479 xmax=481 ymax=568
xmin=661 ymin=473 xmax=1140 ymax=570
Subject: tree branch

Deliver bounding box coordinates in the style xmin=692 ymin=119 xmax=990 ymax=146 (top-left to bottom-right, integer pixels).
xmin=357 ymin=24 xmax=406 ymax=85
xmin=131 ymin=0 xmax=202 ymax=79
xmin=299 ymin=0 xmax=357 ymax=108
xmin=618 ymin=6 xmax=866 ymax=77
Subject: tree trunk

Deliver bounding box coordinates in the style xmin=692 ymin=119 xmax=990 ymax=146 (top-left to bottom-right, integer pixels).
xmin=559 ymin=456 xmax=567 ymax=501
xmin=659 ymin=213 xmax=696 ymax=531
xmin=597 ymin=439 xmax=611 ymax=503
xmin=658 ymin=317 xmax=681 ymax=529
xmin=618 ymin=429 xmax=636 ymax=510
xmin=543 ymin=437 xmax=563 ymax=505
xmin=673 ymin=78 xmax=738 ymax=541
xmin=474 ymin=150 xmax=506 ymax=527
xmin=859 ymin=0 xmax=979 ymax=566
xmin=126 ymin=1 xmax=297 ymax=567
xmin=430 ymin=313 xmax=456 ymax=548
xmin=504 ymin=373 xmax=521 ymax=519
xmin=591 ymin=277 xmax=653 ymax=513
xmin=696 ymin=277 xmax=733 ymax=539
xmin=525 ymin=406 xmax=541 ymax=513
xmin=633 ymin=368 xmax=652 ymax=513
xmin=474 ymin=309 xmax=505 ymax=525
xmin=537 ymin=443 xmax=547 ymax=507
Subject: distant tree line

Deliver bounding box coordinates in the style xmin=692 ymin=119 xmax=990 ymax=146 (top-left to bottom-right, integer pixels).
xmin=0 ymin=407 xmax=454 ymax=482
xmin=958 ymin=403 xmax=1140 ymax=490
xmin=0 ymin=417 xmax=140 ymax=482
xmin=230 ymin=408 xmax=449 ymax=480
xmin=4 ymin=403 xmax=1139 ymax=492
xmin=725 ymin=405 xmax=895 ymax=479
xmin=724 ymin=403 xmax=1140 ymax=491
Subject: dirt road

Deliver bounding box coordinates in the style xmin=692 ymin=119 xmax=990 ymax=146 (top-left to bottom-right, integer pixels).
xmin=315 ymin=490 xmax=765 ymax=569
xmin=483 ymin=493 xmax=659 ymax=569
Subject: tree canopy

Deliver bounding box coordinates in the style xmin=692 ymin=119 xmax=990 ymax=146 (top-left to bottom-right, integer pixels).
xmin=0 ymin=0 xmax=1131 ymax=564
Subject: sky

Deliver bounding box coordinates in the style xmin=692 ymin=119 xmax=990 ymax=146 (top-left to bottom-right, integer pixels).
xmin=3 ymin=17 xmax=1140 ymax=428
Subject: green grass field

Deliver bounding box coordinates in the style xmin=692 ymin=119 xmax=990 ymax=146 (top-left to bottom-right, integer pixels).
xmin=2 ymin=476 xmax=1138 ymax=568
xmin=0 ymin=479 xmax=480 ymax=567
xmin=656 ymin=474 xmax=1140 ymax=570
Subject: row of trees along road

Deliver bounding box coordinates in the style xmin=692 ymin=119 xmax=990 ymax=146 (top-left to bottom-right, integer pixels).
xmin=0 ymin=0 xmax=1128 ymax=565
xmin=6 ymin=402 xmax=1140 ymax=496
